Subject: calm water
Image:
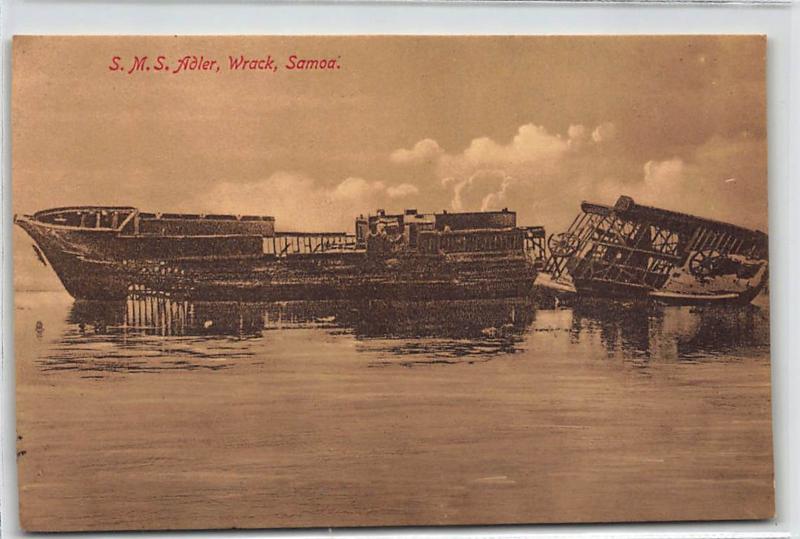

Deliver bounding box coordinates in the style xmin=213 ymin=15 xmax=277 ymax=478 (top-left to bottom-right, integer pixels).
xmin=15 ymin=291 xmax=774 ymax=531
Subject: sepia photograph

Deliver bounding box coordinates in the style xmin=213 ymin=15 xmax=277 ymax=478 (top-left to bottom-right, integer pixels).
xmin=12 ymin=35 xmax=772 ymax=531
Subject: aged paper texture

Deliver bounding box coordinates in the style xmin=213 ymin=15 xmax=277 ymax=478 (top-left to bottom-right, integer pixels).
xmin=13 ymin=35 xmax=772 ymax=531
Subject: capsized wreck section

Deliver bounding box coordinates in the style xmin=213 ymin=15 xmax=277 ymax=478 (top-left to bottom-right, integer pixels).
xmin=534 ymin=196 xmax=769 ymax=305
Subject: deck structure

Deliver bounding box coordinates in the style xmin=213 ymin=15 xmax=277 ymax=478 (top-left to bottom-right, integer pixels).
xmin=535 ymin=196 xmax=768 ymax=305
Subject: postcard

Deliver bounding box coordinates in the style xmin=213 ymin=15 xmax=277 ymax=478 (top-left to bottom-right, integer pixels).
xmin=12 ymin=35 xmax=773 ymax=531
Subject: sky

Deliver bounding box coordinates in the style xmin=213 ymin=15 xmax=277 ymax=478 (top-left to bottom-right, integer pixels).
xmin=13 ymin=35 xmax=767 ymax=237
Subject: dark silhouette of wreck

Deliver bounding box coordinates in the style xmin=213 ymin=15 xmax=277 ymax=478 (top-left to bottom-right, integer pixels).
xmin=15 ymin=206 xmax=546 ymax=301
xmin=535 ymin=196 xmax=769 ymax=305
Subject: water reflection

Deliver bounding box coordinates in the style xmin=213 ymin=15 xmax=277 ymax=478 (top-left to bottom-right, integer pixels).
xmin=30 ymin=294 xmax=770 ymax=376
xmin=67 ymin=296 xmax=534 ymax=340
xmin=37 ymin=297 xmax=535 ymax=374
xmin=566 ymin=300 xmax=770 ymax=363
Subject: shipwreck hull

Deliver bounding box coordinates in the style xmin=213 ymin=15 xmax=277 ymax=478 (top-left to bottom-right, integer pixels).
xmin=15 ymin=220 xmax=130 ymax=300
xmin=119 ymin=251 xmax=536 ymax=302
xmin=535 ymin=196 xmax=769 ymax=307
xmin=16 ymin=213 xmax=536 ymax=301
xmin=33 ymin=251 xmax=535 ymax=302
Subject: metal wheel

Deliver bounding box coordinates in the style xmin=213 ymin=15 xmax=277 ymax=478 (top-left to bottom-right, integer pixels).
xmin=688 ymin=249 xmax=724 ymax=278
xmin=548 ymin=232 xmax=581 ymax=258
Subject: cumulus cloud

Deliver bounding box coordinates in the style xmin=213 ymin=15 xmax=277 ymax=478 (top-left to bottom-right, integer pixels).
xmin=591 ymin=122 xmax=617 ymax=143
xmin=624 ymin=134 xmax=767 ymax=231
xmin=330 ymin=176 xmax=385 ymax=201
xmin=568 ymin=124 xmax=588 ymax=140
xmin=386 ymin=183 xmax=420 ymax=198
xmin=567 ymin=124 xmax=589 ymax=149
xmin=187 ymin=124 xmax=765 ymax=237
xmin=643 ymin=158 xmax=686 ymax=191
xmin=390 ymin=138 xmax=443 ymax=165
xmin=448 ymin=170 xmax=511 ymax=212
xmin=448 ymin=124 xmax=569 ymax=169
xmin=394 ymin=123 xmax=766 ymax=232
xmin=429 ymin=122 xmax=631 ymax=229
xmin=187 ymin=172 xmax=419 ymax=232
